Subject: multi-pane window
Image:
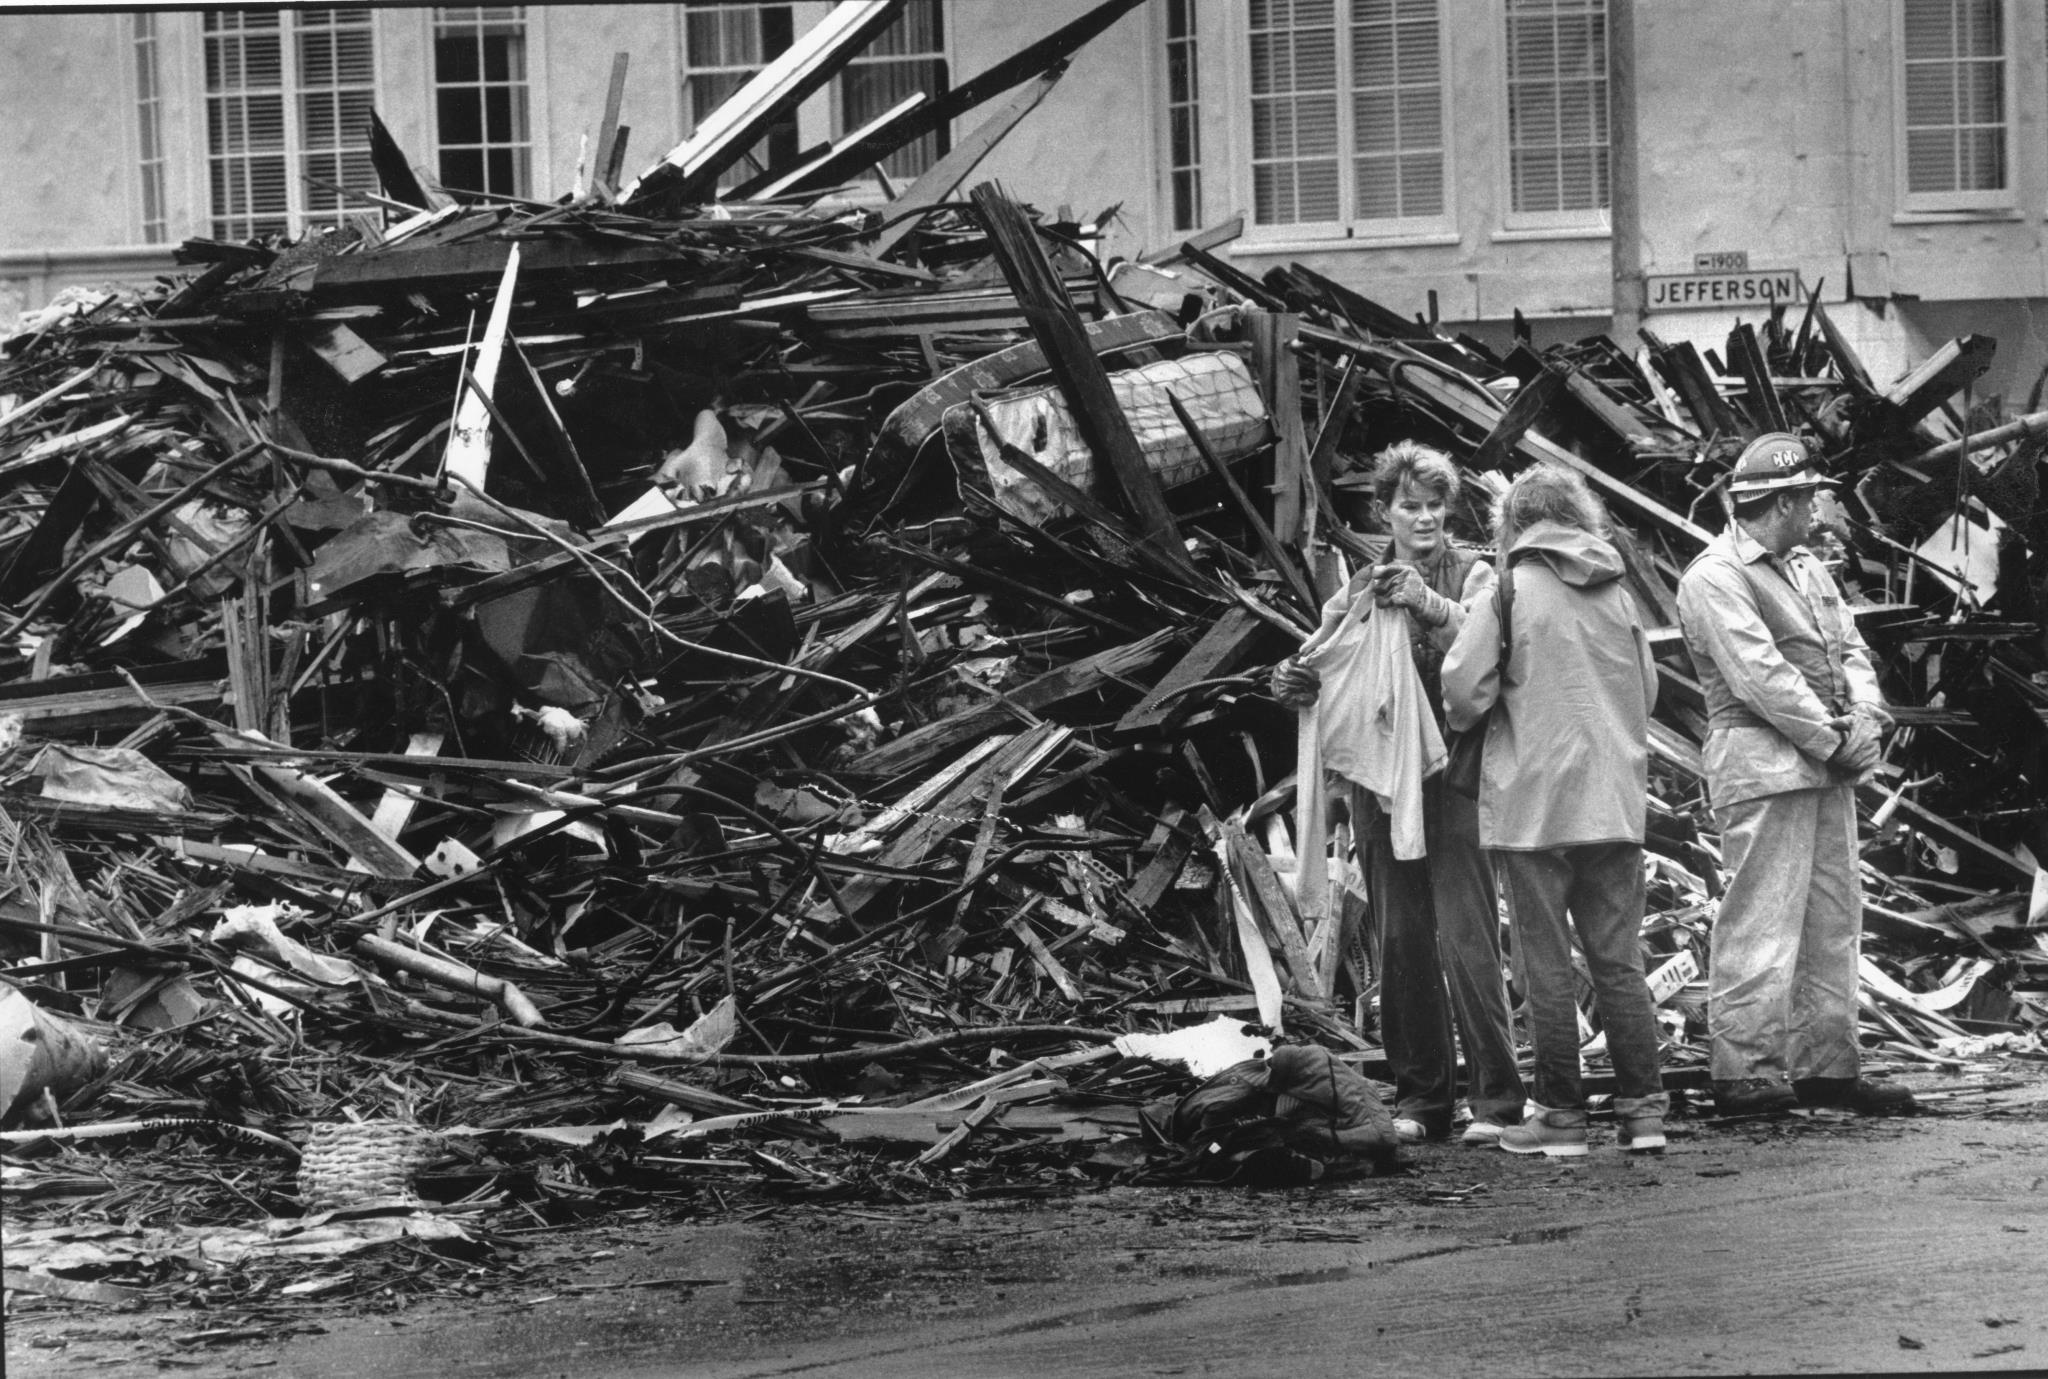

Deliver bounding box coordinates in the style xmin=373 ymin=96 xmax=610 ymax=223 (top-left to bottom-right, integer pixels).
xmin=1900 ymin=0 xmax=2008 ymax=207
xmin=203 ymin=9 xmax=377 ymax=240
xmin=1504 ymin=0 xmax=1609 ymax=219
xmin=681 ymin=2 xmax=797 ymax=188
xmin=1165 ymin=0 xmax=1203 ymax=231
xmin=837 ymin=0 xmax=948 ymax=182
xmin=435 ymin=6 xmax=532 ymax=199
xmin=133 ymin=13 xmax=167 ymax=243
xmin=1247 ymin=0 xmax=1444 ymax=230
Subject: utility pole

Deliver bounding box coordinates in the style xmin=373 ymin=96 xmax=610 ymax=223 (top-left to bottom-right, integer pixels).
xmin=1608 ymin=0 xmax=1645 ymax=345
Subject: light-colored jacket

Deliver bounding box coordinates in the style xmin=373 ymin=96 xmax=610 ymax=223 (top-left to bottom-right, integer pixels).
xmin=1442 ymin=520 xmax=1658 ymax=851
xmin=1675 ymin=525 xmax=1885 ymax=809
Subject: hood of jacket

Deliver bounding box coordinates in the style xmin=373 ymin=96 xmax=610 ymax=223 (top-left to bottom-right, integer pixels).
xmin=1507 ymin=519 xmax=1625 ymax=588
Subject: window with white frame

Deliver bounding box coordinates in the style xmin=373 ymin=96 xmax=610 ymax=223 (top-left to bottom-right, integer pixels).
xmin=681 ymin=2 xmax=797 ymax=189
xmin=1900 ymin=0 xmax=2009 ymax=210
xmin=1504 ymin=0 xmax=1608 ymax=224
xmin=435 ymin=6 xmax=532 ymax=200
xmin=836 ymin=0 xmax=948 ymax=183
xmin=203 ymin=9 xmax=378 ymax=240
xmin=1246 ymin=0 xmax=1446 ymax=234
xmin=134 ymin=13 xmax=168 ymax=243
xmin=1164 ymin=0 xmax=1204 ymax=231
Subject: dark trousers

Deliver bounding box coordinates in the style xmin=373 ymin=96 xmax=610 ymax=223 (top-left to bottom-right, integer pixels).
xmin=1356 ymin=777 xmax=1526 ymax=1131
xmin=1491 ymin=843 xmax=1668 ymax=1117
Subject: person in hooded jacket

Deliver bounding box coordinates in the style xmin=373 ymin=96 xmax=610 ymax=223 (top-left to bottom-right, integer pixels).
xmin=1443 ymin=464 xmax=1669 ymax=1157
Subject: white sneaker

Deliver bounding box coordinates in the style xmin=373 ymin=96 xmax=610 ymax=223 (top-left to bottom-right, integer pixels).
xmin=1393 ymin=1116 xmax=1429 ymax=1144
xmin=1460 ymin=1119 xmax=1505 ymax=1146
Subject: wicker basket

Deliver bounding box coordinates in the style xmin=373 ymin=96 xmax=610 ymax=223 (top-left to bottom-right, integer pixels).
xmin=297 ymin=1120 xmax=436 ymax=1211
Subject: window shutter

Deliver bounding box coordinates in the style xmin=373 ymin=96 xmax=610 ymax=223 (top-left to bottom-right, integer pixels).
xmin=1505 ymin=0 xmax=1607 ymax=216
xmin=1249 ymin=0 xmax=1341 ymax=224
xmin=1349 ymin=0 xmax=1442 ymax=221
xmin=1902 ymin=0 xmax=2006 ymax=197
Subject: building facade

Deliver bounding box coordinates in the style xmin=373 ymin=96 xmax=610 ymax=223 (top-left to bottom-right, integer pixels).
xmin=3 ymin=1 xmax=2046 ymax=408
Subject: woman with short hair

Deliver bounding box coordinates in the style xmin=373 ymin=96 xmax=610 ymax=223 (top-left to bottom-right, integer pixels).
xmin=1273 ymin=440 xmax=1526 ymax=1145
xmin=1442 ymin=463 xmax=1668 ymax=1156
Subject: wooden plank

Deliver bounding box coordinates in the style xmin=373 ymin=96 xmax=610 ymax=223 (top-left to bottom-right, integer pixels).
xmin=771 ymin=0 xmax=1147 ymax=198
xmin=1201 ymin=807 xmax=1284 ymax=1031
xmin=835 ymin=725 xmax=1068 ymax=921
xmin=1469 ymin=362 xmax=1568 ymax=472
xmin=1126 ymin=805 xmax=1193 ymax=912
xmin=223 ymin=735 xmax=422 ymax=880
xmin=1726 ymin=323 xmax=1789 ymax=433
xmin=590 ymin=52 xmax=631 ymax=201
xmin=624 ymin=0 xmax=905 ymax=201
xmin=865 ymin=69 xmax=1063 ymax=260
xmin=1248 ymin=312 xmax=1307 ymax=543
xmin=854 ymin=631 xmax=1174 ymax=779
xmin=970 ymin=183 xmax=1197 ymax=577
xmin=1560 ymin=362 xmax=1659 ymax=442
xmin=299 ymin=321 xmax=387 ymax=385
xmin=1117 ymin=608 xmax=1266 ymax=737
xmin=1168 ymin=391 xmax=1314 ymax=614
xmin=1643 ymin=332 xmax=1744 ymax=439
xmin=1882 ymin=334 xmax=1997 ymax=426
xmin=1220 ymin=813 xmax=1323 ymax=1001
xmin=1004 ymin=902 xmax=1084 ymax=1002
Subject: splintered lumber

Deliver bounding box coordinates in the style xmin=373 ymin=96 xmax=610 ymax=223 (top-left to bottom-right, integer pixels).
xmin=1218 ymin=811 xmax=1323 ymax=1001
xmin=1249 ymin=312 xmax=1309 ymax=544
xmin=353 ymin=933 xmax=547 ymax=1027
xmin=624 ymin=0 xmax=904 ymax=200
xmin=1470 ymin=360 xmax=1568 ymax=471
xmin=970 ymin=182 xmax=1197 ymax=576
xmin=1117 ymin=605 xmax=1265 ymax=733
xmin=865 ymin=68 xmax=1065 ymax=261
xmin=1201 ymin=806 xmax=1285 ymax=1030
xmin=1883 ymin=335 xmax=1997 ymax=426
xmin=1726 ymin=323 xmax=1789 ymax=433
xmin=834 ymin=724 xmax=1070 ymax=921
xmin=1168 ymin=389 xmax=1316 ymax=614
xmin=224 ymin=735 xmax=422 ymax=880
xmin=777 ymin=0 xmax=1146 ymax=198
xmin=442 ymin=244 xmax=521 ymax=490
xmin=1004 ymin=900 xmax=1084 ymax=1001
xmin=855 ymin=631 xmax=1174 ymax=779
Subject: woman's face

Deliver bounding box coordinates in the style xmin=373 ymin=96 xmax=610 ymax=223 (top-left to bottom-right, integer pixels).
xmin=1382 ymin=478 xmax=1446 ymax=562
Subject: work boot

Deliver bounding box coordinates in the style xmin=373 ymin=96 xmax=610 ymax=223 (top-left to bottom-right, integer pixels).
xmin=1497 ymin=1104 xmax=1588 ymax=1158
xmin=1616 ymin=1114 xmax=1667 ymax=1154
xmin=1712 ymin=1078 xmax=1798 ymax=1116
xmin=1793 ymin=1077 xmax=1918 ymax=1115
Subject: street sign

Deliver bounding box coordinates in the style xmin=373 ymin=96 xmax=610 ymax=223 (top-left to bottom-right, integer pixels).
xmin=1646 ymin=268 xmax=1801 ymax=311
xmin=1693 ymin=250 xmax=1749 ymax=272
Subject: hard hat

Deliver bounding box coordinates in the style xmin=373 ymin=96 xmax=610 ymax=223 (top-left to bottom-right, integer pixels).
xmin=1723 ymin=432 xmax=1834 ymax=497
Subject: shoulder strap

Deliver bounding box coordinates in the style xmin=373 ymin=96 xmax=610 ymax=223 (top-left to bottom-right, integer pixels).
xmin=1497 ymin=551 xmax=1518 ymax=684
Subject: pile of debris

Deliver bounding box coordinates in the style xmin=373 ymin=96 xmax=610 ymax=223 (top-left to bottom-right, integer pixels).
xmin=1 ymin=0 xmax=2045 ymax=1312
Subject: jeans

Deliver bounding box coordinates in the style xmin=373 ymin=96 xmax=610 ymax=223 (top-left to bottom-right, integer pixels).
xmin=1708 ymin=784 xmax=1861 ymax=1083
xmin=1356 ymin=777 xmax=1526 ymax=1131
xmin=1492 ymin=842 xmax=1668 ymax=1118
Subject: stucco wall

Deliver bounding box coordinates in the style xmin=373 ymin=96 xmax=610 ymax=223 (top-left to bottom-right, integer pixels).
xmin=0 ymin=13 xmax=142 ymax=251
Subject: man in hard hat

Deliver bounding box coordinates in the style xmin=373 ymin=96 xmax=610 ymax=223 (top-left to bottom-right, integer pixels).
xmin=1676 ymin=432 xmax=1916 ymax=1118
